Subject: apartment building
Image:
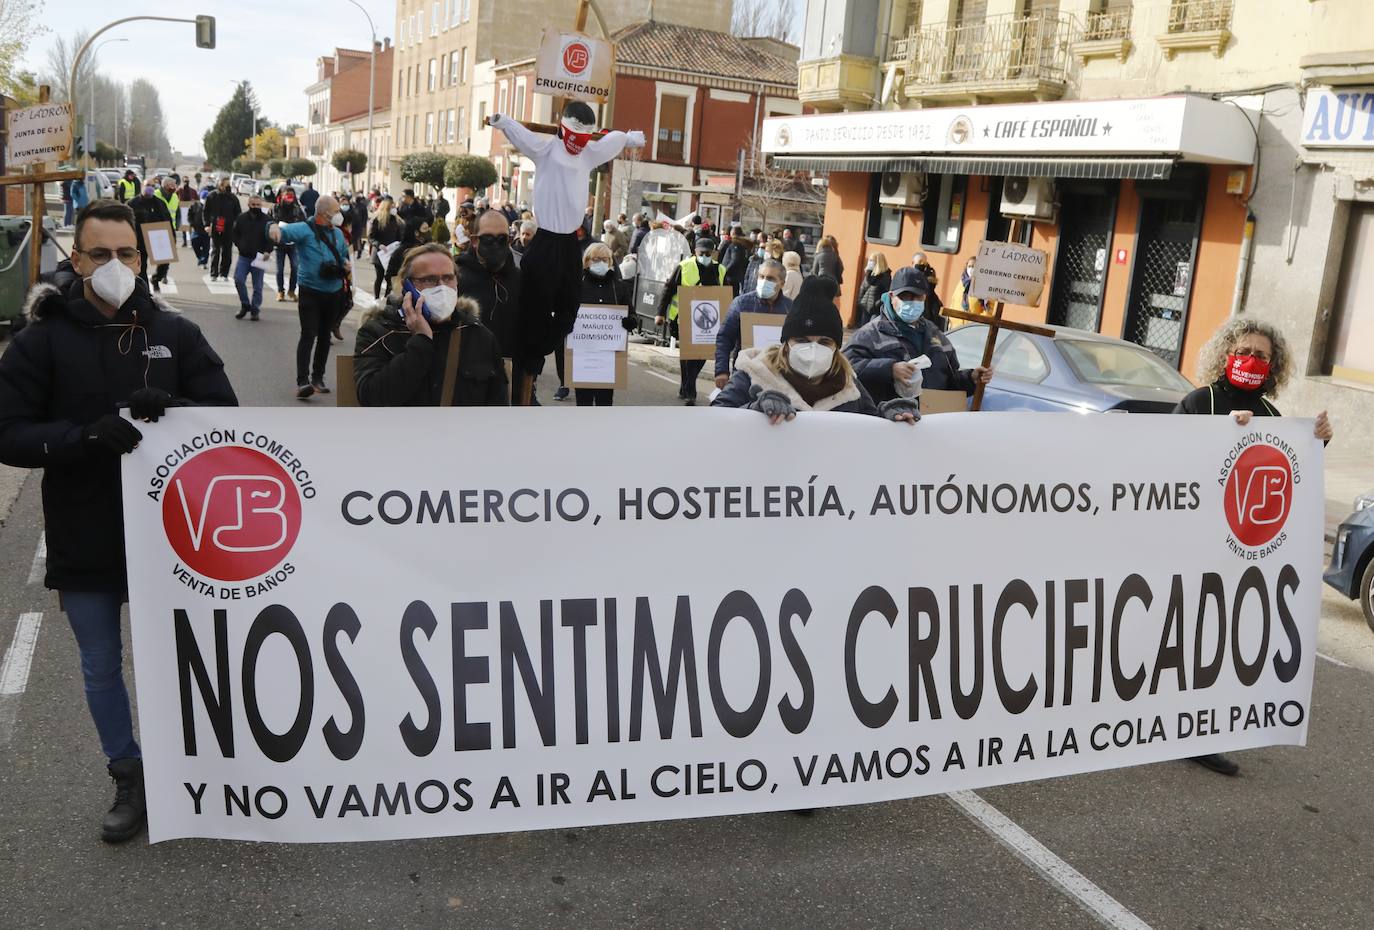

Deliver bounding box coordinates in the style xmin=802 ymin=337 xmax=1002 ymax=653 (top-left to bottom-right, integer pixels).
xmin=388 ymin=0 xmax=734 ymax=194
xmin=770 ymin=0 xmax=1374 ymax=446
xmin=304 ymin=42 xmax=394 ymax=194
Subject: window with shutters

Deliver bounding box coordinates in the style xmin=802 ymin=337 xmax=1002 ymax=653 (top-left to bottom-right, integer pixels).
xmin=428 ymin=59 xmax=437 ymax=92
xmin=438 ymin=110 xmax=447 ymax=145
xmin=955 ymin=0 xmax=986 ymax=23
xmin=459 ymin=48 xmax=468 ymax=82
xmin=656 ymin=94 xmax=688 ymax=162
xmin=453 ymin=108 xmax=462 ymax=143
xmin=515 ymin=82 xmax=526 ymax=120
xmin=498 ymin=83 xmax=508 ymax=115
xmin=902 ymin=0 xmax=922 ymax=34
xmin=439 ymin=54 xmax=448 ymax=87
xmin=426 ymin=113 xmax=434 ymax=145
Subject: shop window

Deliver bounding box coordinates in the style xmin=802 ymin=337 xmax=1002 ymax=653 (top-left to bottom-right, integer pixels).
xmin=1325 ymin=203 xmax=1374 ymax=385
xmin=920 ymin=174 xmax=966 ymax=253
xmin=865 ymin=174 xmax=902 ymax=245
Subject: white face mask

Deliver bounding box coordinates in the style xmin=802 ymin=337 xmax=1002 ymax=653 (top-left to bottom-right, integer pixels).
xmin=589 ymin=261 xmax=610 ymax=277
xmin=86 ymin=257 xmax=137 ymax=309
xmin=330 ymin=212 xmax=344 ymax=227
xmin=419 ymin=285 xmax=458 ymax=322
xmin=789 ymin=341 xmax=834 ymax=379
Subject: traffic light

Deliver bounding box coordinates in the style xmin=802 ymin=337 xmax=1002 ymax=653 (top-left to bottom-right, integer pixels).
xmin=195 ymin=15 xmax=216 ymax=49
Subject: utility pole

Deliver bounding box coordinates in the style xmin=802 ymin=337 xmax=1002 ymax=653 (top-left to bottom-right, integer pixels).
xmin=345 ymin=0 xmax=377 ymax=194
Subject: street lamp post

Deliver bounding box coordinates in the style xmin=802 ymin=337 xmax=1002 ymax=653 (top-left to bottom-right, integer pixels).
xmin=344 ymin=0 xmax=377 ymax=194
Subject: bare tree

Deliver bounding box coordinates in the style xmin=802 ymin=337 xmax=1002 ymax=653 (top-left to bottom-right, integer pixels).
xmin=127 ymin=78 xmax=171 ymax=163
xmin=731 ymin=0 xmax=800 ymax=43
xmin=737 ymin=130 xmax=801 ymax=232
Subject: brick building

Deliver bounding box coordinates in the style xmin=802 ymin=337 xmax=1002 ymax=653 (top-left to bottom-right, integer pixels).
xmin=303 ymin=42 xmax=394 ymax=194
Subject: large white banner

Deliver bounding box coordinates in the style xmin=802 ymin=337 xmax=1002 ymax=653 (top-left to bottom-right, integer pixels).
xmin=123 ymin=410 xmax=1323 ymax=843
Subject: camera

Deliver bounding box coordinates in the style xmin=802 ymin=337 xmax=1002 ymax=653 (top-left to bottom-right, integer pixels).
xmin=320 ymin=262 xmax=344 ymax=280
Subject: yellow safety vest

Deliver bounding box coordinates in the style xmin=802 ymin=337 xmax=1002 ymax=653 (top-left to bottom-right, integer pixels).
xmin=118 ymin=178 xmax=136 ymax=201
xmin=668 ymin=257 xmax=702 ymax=322
xmin=154 ymin=189 xmax=180 ymax=226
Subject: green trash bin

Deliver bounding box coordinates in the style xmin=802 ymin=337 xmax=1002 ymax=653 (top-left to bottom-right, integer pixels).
xmin=0 ymin=215 xmax=58 ymax=331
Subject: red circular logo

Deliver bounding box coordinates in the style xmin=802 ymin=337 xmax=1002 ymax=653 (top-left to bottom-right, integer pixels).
xmin=162 ymin=447 xmax=302 ymax=582
xmin=563 ymin=42 xmax=590 ymax=75
xmin=1223 ymin=445 xmax=1292 ymax=547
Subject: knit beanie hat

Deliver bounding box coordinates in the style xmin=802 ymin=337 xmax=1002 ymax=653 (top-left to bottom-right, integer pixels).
xmin=781 ymin=276 xmax=844 ymax=345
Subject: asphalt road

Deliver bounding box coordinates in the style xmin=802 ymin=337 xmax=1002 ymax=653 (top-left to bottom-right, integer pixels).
xmin=1 ymin=256 xmax=1372 ymax=929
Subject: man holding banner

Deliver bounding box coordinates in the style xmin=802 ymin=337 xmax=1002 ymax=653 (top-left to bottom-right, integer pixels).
xmin=0 ymin=201 xmax=237 ymax=844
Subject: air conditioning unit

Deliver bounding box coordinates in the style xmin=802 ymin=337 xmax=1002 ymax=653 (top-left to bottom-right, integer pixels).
xmin=1000 ymin=176 xmax=1057 ymax=220
xmin=879 ymin=171 xmax=927 ymax=208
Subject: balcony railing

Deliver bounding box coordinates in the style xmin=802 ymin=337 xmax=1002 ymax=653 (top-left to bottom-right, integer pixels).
xmin=1084 ymin=8 xmax=1132 ymax=41
xmin=892 ymin=12 xmax=1077 ymax=101
xmin=1167 ymin=0 xmax=1232 ymax=33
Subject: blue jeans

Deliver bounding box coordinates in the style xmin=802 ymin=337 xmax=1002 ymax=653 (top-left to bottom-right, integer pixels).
xmin=60 ymin=591 xmax=140 ymax=762
xmin=234 ymin=255 xmax=265 ymax=312
xmin=276 ymin=246 xmax=298 ymax=294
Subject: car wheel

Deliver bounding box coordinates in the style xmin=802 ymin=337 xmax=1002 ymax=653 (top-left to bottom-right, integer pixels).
xmin=1362 ymin=556 xmax=1374 ymax=635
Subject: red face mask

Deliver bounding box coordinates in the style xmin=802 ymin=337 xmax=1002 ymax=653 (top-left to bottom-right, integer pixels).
xmin=1226 ymin=353 xmax=1270 ymax=390
xmin=560 ymin=125 xmax=593 ymax=156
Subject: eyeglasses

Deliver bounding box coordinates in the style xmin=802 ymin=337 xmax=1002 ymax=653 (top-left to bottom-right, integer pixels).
xmin=74 ymin=247 xmax=140 ymax=266
xmin=410 ymin=273 xmax=458 ymax=289
xmin=1233 ymin=346 xmax=1271 ymax=362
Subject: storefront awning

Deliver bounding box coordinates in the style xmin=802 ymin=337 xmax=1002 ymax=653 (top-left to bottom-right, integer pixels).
xmin=762 ymin=95 xmax=1257 ymax=170
xmin=772 ymin=155 xmax=1176 ymax=180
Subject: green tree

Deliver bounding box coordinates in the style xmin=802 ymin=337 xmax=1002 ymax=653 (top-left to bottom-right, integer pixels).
xmin=286 ymin=158 xmax=318 ymax=178
xmin=332 ymin=148 xmax=367 ymax=176
xmin=0 ymin=1 xmax=45 ymax=94
xmin=233 ymin=158 xmax=264 ymax=175
xmin=400 ymin=152 xmax=447 ymax=190
xmin=444 ymin=154 xmax=497 ymax=192
xmin=203 ymin=82 xmax=259 ymax=169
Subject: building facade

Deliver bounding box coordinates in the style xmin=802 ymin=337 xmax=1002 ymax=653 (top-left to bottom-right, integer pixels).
xmin=304 ymin=42 xmax=394 ymax=194
xmin=387 ymin=0 xmax=734 ymax=193
xmin=776 ymin=0 xmax=1374 ymax=447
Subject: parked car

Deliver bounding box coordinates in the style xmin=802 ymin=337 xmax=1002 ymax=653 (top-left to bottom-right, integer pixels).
xmin=1325 ymin=491 xmax=1374 ymax=631
xmin=941 ymin=322 xmax=1195 ymax=413
xmin=234 ymin=176 xmax=257 ymax=196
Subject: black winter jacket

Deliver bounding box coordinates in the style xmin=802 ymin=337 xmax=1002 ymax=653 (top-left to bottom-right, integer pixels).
xmin=233 ymin=209 xmax=274 ymax=257
xmin=1174 ymin=379 xmax=1281 ymax=417
xmin=842 ymin=304 xmax=976 ymax=404
xmin=580 ymin=266 xmax=633 ymax=307
xmin=274 ymin=199 xmax=306 ymax=226
xmin=353 ymin=296 xmax=508 ymax=407
xmin=204 ymin=189 xmax=241 ymax=234
xmin=0 ymin=269 xmax=238 ymax=591
xmin=456 ymin=249 xmax=523 ymax=359
xmin=856 ymin=270 xmax=891 ymax=325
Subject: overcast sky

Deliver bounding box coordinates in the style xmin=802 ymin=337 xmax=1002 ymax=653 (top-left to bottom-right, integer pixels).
xmin=30 ymin=1 xmax=396 ymax=156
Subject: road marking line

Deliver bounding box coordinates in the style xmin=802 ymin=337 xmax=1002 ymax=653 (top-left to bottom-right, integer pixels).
xmin=1317 ymin=652 xmax=1351 ymax=668
xmin=635 ymin=365 xmax=679 ymax=385
xmin=25 ymin=532 xmax=44 ymax=585
xmin=0 ymin=612 xmax=42 ymax=748
xmin=946 ymin=790 xmax=1152 ymax=930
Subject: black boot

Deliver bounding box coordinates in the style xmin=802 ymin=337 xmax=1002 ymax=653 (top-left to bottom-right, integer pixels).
xmin=102 ymin=758 xmax=146 ymax=843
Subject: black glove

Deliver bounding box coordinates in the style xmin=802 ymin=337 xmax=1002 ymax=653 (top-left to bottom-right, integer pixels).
xmin=746 ymin=384 xmax=796 ymax=421
xmin=85 ymin=415 xmax=143 ymax=454
xmin=621 ymin=313 xmax=637 ymax=332
xmin=128 ymin=387 xmax=173 ymax=422
xmin=879 ymin=398 xmax=921 ymax=422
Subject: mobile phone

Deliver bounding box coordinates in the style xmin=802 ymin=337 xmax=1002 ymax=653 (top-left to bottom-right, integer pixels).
xmin=400 ymin=279 xmax=424 ymax=318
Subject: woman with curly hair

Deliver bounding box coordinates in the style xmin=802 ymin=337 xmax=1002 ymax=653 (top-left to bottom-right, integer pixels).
xmin=1173 ymin=317 xmax=1333 ymax=779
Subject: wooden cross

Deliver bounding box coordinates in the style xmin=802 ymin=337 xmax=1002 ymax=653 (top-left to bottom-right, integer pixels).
xmin=0 ymin=86 xmax=82 ymax=289
xmin=941 ymin=219 xmax=1056 ymax=411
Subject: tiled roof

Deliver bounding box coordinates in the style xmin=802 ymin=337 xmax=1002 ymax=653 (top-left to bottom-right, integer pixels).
xmin=611 ymin=21 xmax=798 ymax=87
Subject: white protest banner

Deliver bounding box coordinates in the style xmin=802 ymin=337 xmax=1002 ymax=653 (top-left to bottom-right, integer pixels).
xmin=971 ymin=240 xmax=1049 ymax=306
xmin=7 ymin=102 xmax=74 ymax=167
xmin=567 ymin=305 xmax=627 ymax=352
xmin=123 ymin=410 xmax=1323 ymax=844
xmin=534 ymin=29 xmax=613 ymax=103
